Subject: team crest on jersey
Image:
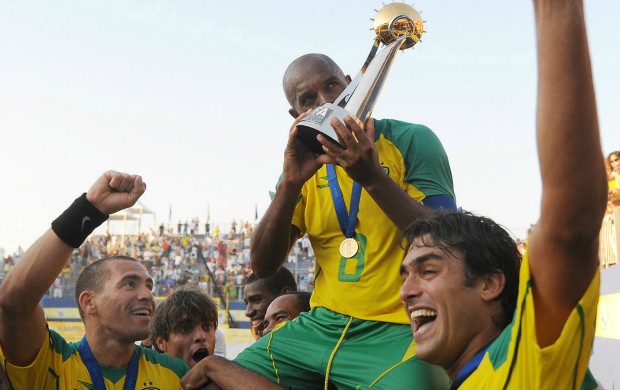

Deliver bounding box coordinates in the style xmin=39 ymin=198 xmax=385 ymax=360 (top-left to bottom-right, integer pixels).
xmin=317 ymin=175 xmax=330 ymax=189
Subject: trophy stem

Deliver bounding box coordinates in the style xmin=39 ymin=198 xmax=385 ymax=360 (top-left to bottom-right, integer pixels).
xmin=344 ymin=36 xmax=406 ymax=124
xmin=334 ymin=38 xmax=381 ymax=108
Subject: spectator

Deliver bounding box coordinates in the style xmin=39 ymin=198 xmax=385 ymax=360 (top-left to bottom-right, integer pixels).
xmin=52 ymin=275 xmax=63 ymax=298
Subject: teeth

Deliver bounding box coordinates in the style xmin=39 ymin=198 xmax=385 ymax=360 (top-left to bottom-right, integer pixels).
xmin=133 ymin=309 xmax=150 ymax=316
xmin=252 ymin=320 xmax=262 ymax=328
xmin=410 ymin=309 xmax=437 ymax=320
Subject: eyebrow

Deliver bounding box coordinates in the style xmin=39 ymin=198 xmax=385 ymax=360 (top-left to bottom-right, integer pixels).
xmin=118 ymin=273 xmax=153 ymax=286
xmin=414 ymin=252 xmax=445 ymax=264
xmin=271 ymin=309 xmax=289 ymax=319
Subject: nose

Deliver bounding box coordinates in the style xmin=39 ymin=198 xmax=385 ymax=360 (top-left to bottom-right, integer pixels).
xmin=400 ymin=274 xmax=421 ymax=302
xmin=192 ymin=326 xmax=207 ymax=342
xmin=138 ymin=284 xmax=155 ymax=301
xmin=245 ymin=304 xmax=254 ymax=318
xmin=315 ymin=92 xmax=333 ymax=108
xmin=263 ymin=322 xmax=274 ymax=334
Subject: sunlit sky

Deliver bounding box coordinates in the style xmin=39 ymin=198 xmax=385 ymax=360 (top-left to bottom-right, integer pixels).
xmin=1 ymin=1 xmax=619 ymax=256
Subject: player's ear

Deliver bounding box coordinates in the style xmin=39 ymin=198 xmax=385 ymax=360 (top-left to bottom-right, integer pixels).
xmin=155 ymin=337 xmax=168 ymax=352
xmin=281 ymin=286 xmax=293 ymax=294
xmin=79 ymin=291 xmax=95 ymax=316
xmin=345 ymin=74 xmax=352 ymax=84
xmin=480 ymin=272 xmax=505 ymax=302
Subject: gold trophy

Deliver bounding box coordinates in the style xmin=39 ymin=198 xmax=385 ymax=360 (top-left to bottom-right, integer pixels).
xmin=296 ymin=2 xmax=425 ymax=154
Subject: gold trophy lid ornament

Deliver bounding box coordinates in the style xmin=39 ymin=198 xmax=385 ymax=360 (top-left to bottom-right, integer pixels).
xmin=296 ymin=2 xmax=425 ymax=155
xmin=372 ymin=2 xmax=424 ymax=49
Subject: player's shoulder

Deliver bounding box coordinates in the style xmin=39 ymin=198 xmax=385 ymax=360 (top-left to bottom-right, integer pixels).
xmin=137 ymin=345 xmax=189 ymax=376
xmin=374 ymin=118 xmax=438 ymax=142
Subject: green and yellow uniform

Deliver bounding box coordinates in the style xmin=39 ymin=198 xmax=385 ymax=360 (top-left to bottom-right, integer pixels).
xmin=460 ymin=252 xmax=600 ymax=389
xmin=236 ymin=119 xmax=454 ymax=389
xmin=1 ymin=329 xmax=188 ymax=389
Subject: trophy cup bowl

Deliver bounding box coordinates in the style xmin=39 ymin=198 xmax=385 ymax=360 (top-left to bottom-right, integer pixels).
xmin=373 ymin=3 xmax=424 ymax=49
xmin=296 ymin=2 xmax=424 ymax=155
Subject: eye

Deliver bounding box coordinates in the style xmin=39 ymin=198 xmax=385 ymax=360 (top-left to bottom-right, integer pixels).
xmin=301 ymin=94 xmax=315 ymax=107
xmin=202 ymin=323 xmax=214 ymax=332
xmin=421 ymin=267 xmax=438 ymax=277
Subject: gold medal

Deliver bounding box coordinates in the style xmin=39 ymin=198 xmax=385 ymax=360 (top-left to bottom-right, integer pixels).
xmin=340 ymin=238 xmax=359 ymax=258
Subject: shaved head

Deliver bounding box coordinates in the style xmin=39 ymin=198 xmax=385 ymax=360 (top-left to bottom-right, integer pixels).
xmin=283 ymin=53 xmax=346 ymax=111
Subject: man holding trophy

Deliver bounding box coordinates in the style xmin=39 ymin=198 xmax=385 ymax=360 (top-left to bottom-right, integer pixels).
xmin=238 ymin=3 xmax=456 ymax=389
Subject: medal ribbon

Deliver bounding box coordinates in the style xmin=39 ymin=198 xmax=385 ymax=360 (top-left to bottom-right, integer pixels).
xmin=449 ymin=343 xmax=491 ymax=389
xmin=78 ymin=336 xmax=139 ymax=390
xmin=326 ymin=164 xmax=361 ymax=239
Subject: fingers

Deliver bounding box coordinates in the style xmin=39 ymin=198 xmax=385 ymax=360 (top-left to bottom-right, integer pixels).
xmin=365 ymin=117 xmax=375 ymax=142
xmin=290 ymin=109 xmax=311 ymax=133
xmin=108 ymin=171 xmax=137 ymax=193
xmin=129 ymin=175 xmax=147 ymax=203
xmin=87 ymin=171 xmax=146 ymax=214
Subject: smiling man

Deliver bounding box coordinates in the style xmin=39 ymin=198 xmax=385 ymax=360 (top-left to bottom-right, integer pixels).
xmin=151 ymin=287 xmax=218 ymax=368
xmin=400 ymin=0 xmax=606 ymax=388
xmin=0 ymin=171 xmax=188 ymax=389
xmin=262 ymin=292 xmax=311 ymax=335
xmin=243 ymin=267 xmax=297 ymax=339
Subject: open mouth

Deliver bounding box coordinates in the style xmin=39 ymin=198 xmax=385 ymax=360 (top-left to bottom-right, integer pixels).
xmin=251 ymin=319 xmax=263 ymax=330
xmin=411 ymin=309 xmax=437 ymax=332
xmin=132 ymin=309 xmax=151 ymax=317
xmin=192 ymin=347 xmax=209 ymax=363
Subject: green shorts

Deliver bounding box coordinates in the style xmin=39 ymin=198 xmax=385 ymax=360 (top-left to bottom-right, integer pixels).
xmin=234 ymin=307 xmax=449 ymax=389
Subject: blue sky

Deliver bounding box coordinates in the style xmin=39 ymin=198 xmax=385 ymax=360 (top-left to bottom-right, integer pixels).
xmin=1 ymin=1 xmax=619 ymax=255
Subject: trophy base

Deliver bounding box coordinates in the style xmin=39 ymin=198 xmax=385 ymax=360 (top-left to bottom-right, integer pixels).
xmin=296 ymin=103 xmax=349 ymax=155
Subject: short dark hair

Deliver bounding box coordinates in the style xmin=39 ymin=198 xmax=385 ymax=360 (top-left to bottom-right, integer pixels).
xmin=75 ymin=256 xmax=137 ymax=320
xmin=150 ymin=287 xmax=218 ymax=349
xmin=403 ymin=211 xmax=521 ymax=329
xmin=288 ymin=291 xmax=311 ymax=312
xmin=246 ymin=266 xmax=297 ymax=294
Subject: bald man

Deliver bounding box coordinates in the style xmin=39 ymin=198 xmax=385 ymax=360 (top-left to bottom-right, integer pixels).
xmin=238 ymin=53 xmax=455 ymax=389
xmin=262 ymin=292 xmax=311 ymax=335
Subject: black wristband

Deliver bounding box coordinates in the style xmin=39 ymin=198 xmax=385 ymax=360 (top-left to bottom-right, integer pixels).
xmin=51 ymin=193 xmax=108 ymax=248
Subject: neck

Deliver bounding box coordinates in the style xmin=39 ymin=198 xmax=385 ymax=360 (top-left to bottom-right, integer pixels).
xmin=84 ymin=329 xmax=135 ymax=369
xmin=446 ymin=330 xmax=499 ymax=381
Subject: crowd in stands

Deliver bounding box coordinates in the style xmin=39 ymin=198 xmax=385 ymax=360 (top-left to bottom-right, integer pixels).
xmin=4 ymin=184 xmax=620 ymax=296
xmin=2 ymin=152 xmax=619 ymax=293
xmin=0 ymin=219 xmax=316 ymax=302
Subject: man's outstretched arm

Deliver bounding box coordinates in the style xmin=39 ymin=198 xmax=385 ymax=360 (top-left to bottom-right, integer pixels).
xmin=528 ymin=0 xmax=607 ymax=347
xmin=0 ymin=171 xmax=146 ymax=366
xmin=181 ymin=356 xmax=286 ymax=390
